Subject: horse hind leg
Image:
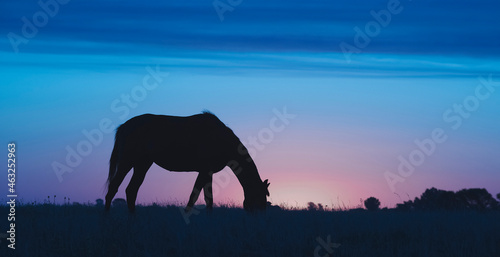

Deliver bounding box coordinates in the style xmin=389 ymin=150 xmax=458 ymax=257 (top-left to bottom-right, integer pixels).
xmin=126 ymin=160 xmax=153 ymax=213
xmin=105 ymin=162 xmax=132 ymax=211
xmin=203 ymin=173 xmax=213 ymax=211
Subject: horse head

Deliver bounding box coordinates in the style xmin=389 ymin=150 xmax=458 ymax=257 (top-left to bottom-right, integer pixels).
xmin=243 ymin=179 xmax=270 ymax=211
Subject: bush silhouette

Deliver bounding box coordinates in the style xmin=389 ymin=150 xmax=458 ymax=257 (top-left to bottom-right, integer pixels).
xmin=307 ymin=202 xmax=318 ymax=211
xmin=266 ymin=201 xmax=281 ymax=211
xmin=364 ymin=197 xmax=380 ymax=211
xmin=95 ymin=199 xmax=104 ymax=206
xmin=112 ymin=198 xmax=127 ymax=207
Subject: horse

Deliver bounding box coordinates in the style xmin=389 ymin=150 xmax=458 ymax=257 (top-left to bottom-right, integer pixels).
xmin=105 ymin=111 xmax=270 ymax=213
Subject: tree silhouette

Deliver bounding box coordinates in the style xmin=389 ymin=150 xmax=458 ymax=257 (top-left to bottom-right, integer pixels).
xmin=396 ymin=187 xmax=499 ymax=211
xmin=364 ymin=197 xmax=380 ymax=211
xmin=415 ymin=187 xmax=459 ymax=210
xmin=456 ymin=188 xmax=497 ymax=210
xmin=96 ymin=199 xmax=104 ymax=206
xmin=497 ymin=193 xmax=500 ymax=201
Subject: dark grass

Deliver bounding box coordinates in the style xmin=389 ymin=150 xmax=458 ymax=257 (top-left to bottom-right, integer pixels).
xmin=0 ymin=204 xmax=499 ymax=257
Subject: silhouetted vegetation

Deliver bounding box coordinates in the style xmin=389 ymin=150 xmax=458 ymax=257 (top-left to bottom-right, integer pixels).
xmin=266 ymin=201 xmax=281 ymax=211
xmin=2 ymin=187 xmax=498 ymax=256
xmin=307 ymin=201 xmax=318 ymax=211
xmin=96 ymin=198 xmax=104 ymax=207
xmin=456 ymin=188 xmax=498 ymax=210
xmin=396 ymin=187 xmax=499 ymax=211
xmin=112 ymin=198 xmax=127 ymax=207
xmin=364 ymin=197 xmax=381 ymax=211
xmin=1 ymin=199 xmax=499 ymax=257
xmin=306 ymin=202 xmax=326 ymax=211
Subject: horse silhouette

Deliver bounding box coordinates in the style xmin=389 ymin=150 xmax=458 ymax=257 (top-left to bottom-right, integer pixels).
xmin=105 ymin=112 xmax=270 ymax=213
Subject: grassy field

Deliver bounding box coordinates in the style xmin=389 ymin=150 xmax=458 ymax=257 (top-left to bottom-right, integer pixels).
xmin=1 ymin=203 xmax=499 ymax=257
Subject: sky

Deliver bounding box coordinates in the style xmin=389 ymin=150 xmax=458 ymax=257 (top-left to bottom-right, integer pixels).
xmin=0 ymin=0 xmax=499 ymax=209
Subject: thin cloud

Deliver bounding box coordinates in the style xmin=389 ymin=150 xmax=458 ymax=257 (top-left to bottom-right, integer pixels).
xmin=1 ymin=0 xmax=499 ymax=56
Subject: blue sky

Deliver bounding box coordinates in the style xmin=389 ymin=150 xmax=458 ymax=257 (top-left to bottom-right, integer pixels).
xmin=0 ymin=0 xmax=499 ymax=208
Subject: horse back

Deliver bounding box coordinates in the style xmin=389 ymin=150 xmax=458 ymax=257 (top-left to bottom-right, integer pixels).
xmin=116 ymin=113 xmax=239 ymax=171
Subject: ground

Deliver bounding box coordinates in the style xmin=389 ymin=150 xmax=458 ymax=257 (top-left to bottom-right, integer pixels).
xmin=0 ymin=204 xmax=499 ymax=257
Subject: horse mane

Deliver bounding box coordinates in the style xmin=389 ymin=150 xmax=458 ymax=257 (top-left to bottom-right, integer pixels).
xmin=201 ymin=109 xmax=216 ymax=116
xmin=201 ymin=110 xmax=226 ymax=126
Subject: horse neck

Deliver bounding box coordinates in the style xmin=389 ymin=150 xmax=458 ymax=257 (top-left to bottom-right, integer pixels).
xmin=228 ymin=150 xmax=263 ymax=195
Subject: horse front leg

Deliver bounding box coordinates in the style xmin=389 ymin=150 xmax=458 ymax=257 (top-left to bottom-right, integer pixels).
xmin=185 ymin=172 xmax=209 ymax=213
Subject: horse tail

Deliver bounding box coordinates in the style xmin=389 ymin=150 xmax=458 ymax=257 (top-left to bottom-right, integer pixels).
xmin=107 ymin=126 xmax=124 ymax=190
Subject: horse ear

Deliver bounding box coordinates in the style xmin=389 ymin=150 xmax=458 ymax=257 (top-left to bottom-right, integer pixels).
xmin=264 ymin=179 xmax=270 ymax=187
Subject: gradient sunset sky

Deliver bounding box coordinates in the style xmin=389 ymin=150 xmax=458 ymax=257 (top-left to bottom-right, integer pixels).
xmin=1 ymin=0 xmax=499 ymax=208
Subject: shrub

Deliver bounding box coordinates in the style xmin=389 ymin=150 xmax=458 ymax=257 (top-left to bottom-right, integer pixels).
xmin=364 ymin=197 xmax=380 ymax=211
xmin=96 ymin=199 xmax=104 ymax=206
xmin=112 ymin=198 xmax=127 ymax=207
xmin=307 ymin=202 xmax=317 ymax=211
